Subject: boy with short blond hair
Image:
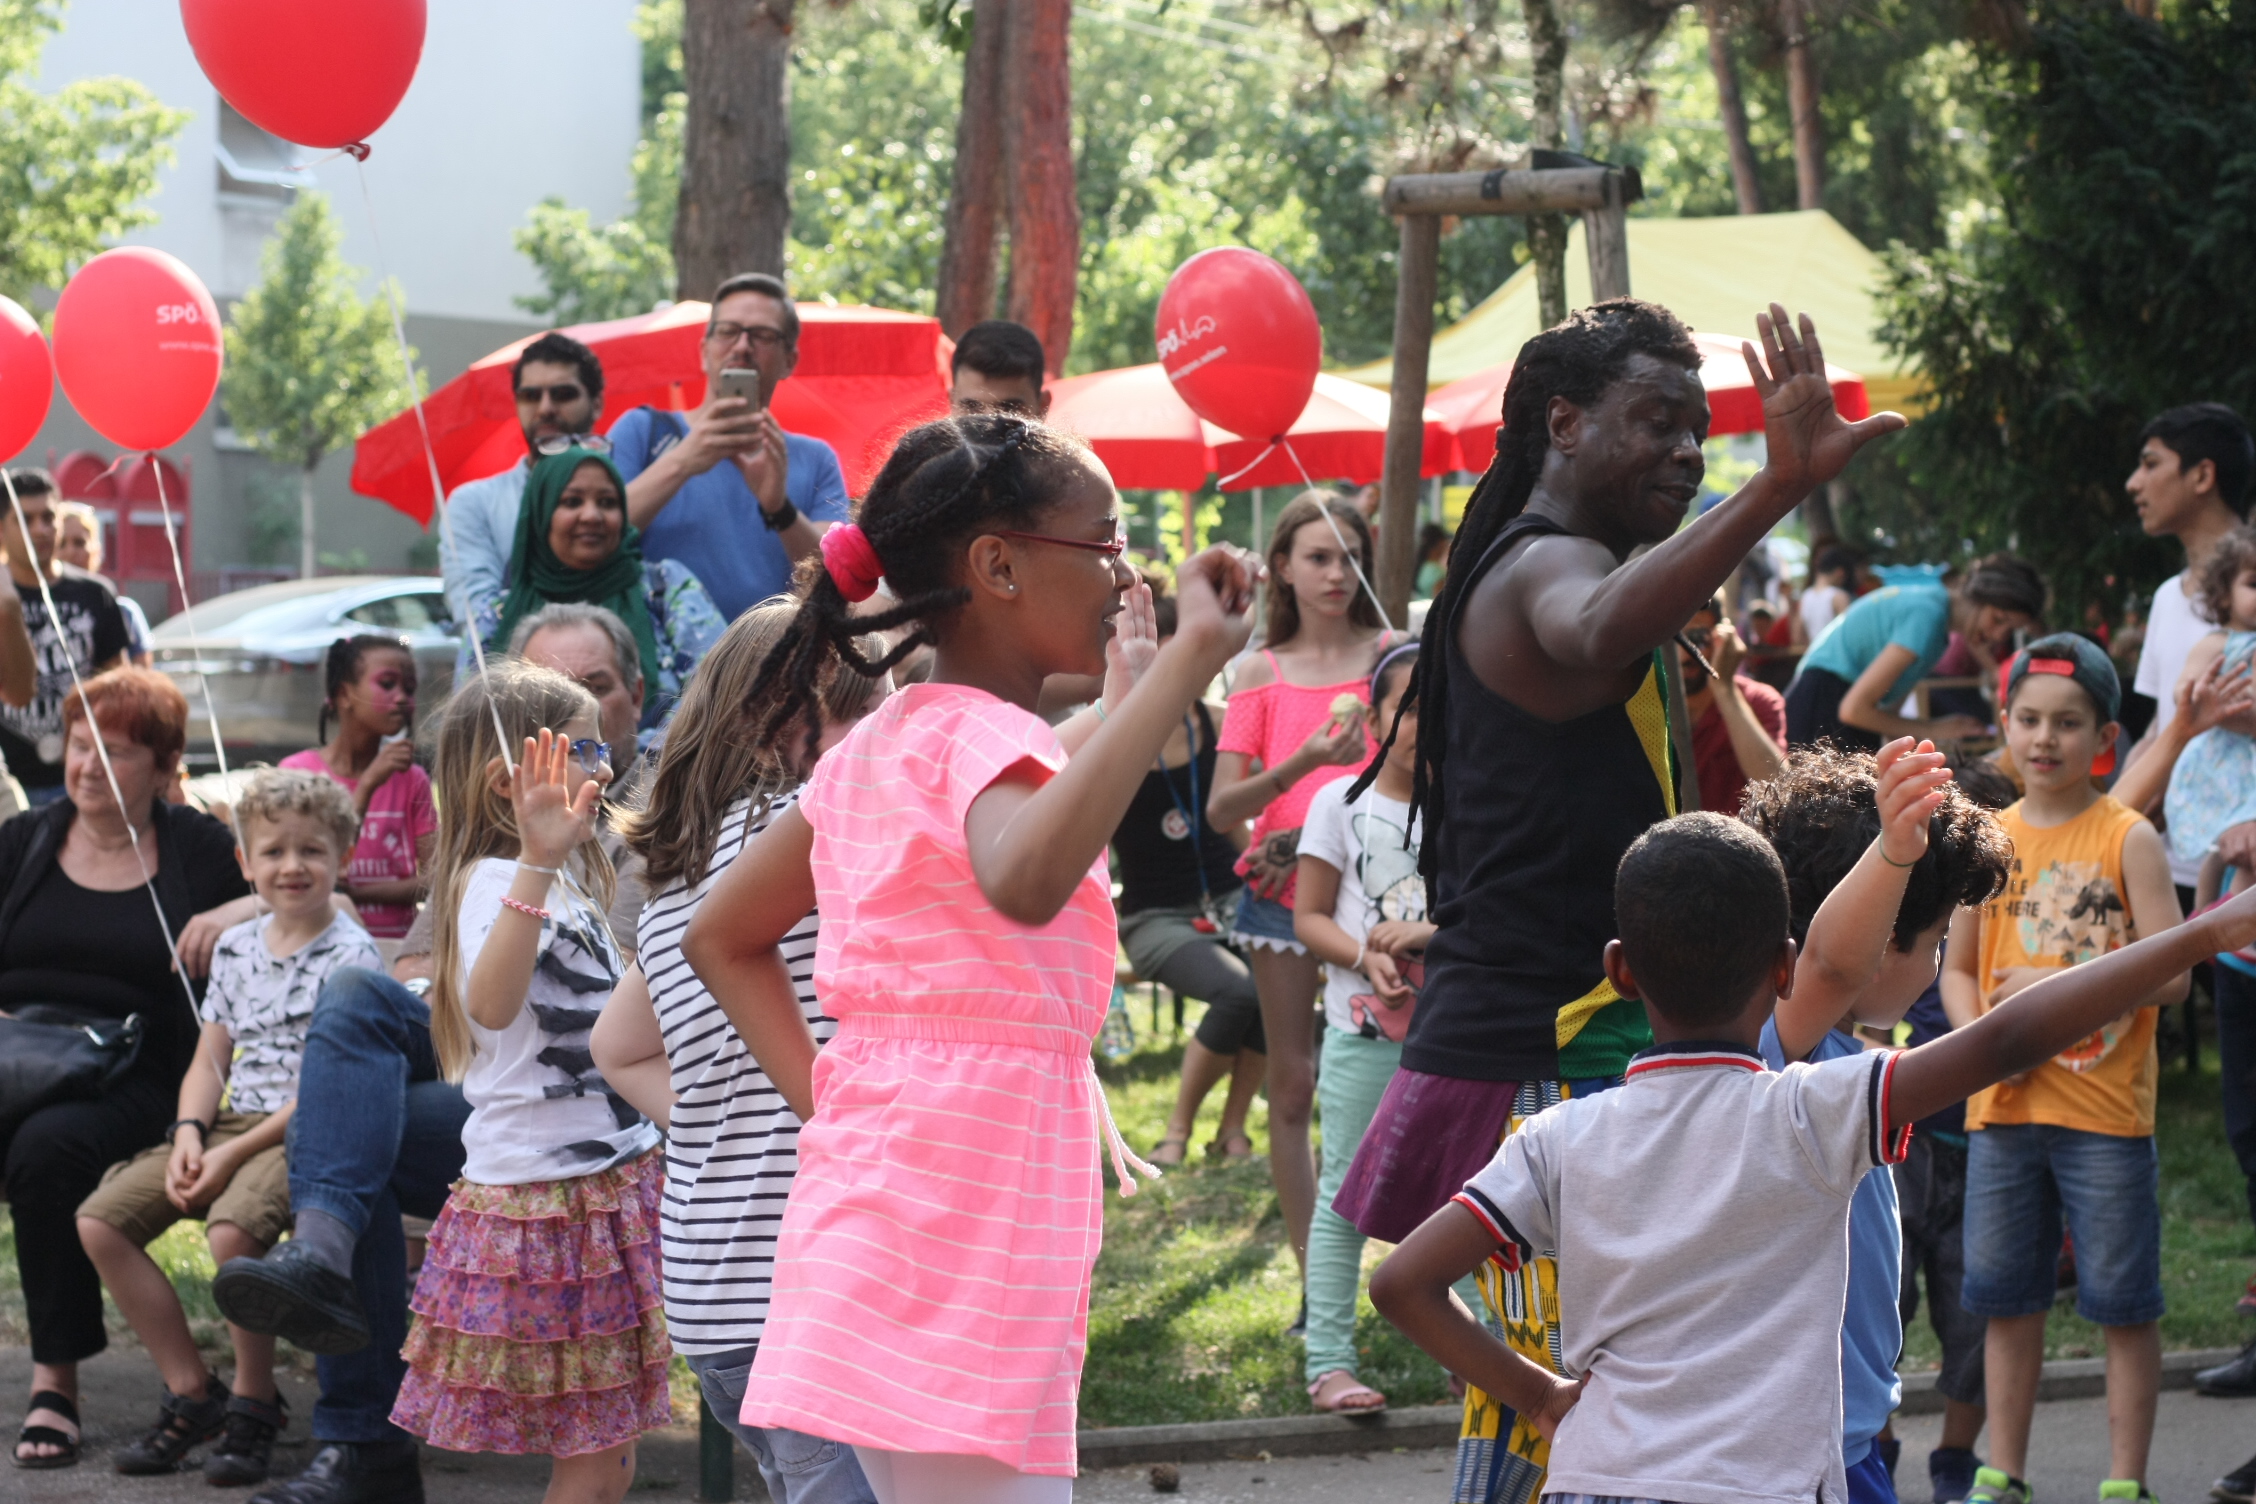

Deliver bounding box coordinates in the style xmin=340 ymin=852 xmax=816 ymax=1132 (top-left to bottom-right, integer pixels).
xmin=1943 ymin=634 xmax=2185 ymax=1504
xmin=77 ymin=770 xmax=379 ymax=1486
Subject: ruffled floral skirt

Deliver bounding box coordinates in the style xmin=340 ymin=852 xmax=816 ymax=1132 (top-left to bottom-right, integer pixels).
xmin=391 ymin=1150 xmax=671 ymax=1456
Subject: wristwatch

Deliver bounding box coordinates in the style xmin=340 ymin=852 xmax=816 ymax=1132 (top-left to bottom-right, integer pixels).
xmin=165 ymin=1118 xmax=212 ymax=1145
xmin=760 ymin=497 xmax=800 ymax=533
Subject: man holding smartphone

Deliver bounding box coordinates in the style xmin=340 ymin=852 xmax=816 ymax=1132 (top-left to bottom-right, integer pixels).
xmin=611 ymin=273 xmax=848 ymax=621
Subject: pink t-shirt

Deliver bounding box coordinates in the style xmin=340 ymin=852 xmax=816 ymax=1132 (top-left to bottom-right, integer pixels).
xmin=1217 ymin=651 xmax=1375 ymax=908
xmin=278 ymin=750 xmax=436 ymax=938
xmin=741 ymin=682 xmax=1116 ymax=1474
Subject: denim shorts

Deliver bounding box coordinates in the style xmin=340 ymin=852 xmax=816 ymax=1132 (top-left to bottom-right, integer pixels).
xmin=1231 ymin=888 xmax=1305 ymax=954
xmin=1962 ymin=1122 xmax=2164 ymax=1326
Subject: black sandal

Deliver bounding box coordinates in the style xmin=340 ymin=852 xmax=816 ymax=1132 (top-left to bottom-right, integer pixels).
xmin=203 ymin=1390 xmax=290 ymax=1486
xmin=12 ymin=1388 xmax=81 ymax=1470
xmin=113 ymin=1371 xmax=228 ymax=1476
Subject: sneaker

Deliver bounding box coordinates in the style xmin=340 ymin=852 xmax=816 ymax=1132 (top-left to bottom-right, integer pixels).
xmin=1968 ymin=1466 xmax=2033 ymax=1504
xmin=1931 ymin=1446 xmax=1983 ymax=1504
xmin=2196 ymin=1335 xmax=2256 ymax=1397
xmin=2099 ymin=1482 xmax=2157 ymax=1504
xmin=2213 ymin=1450 xmax=2256 ymax=1503
xmin=246 ymin=1440 xmax=423 ymax=1504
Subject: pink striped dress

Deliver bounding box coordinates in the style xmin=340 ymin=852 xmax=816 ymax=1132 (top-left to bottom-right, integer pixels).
xmin=740 ymin=682 xmax=1116 ymax=1475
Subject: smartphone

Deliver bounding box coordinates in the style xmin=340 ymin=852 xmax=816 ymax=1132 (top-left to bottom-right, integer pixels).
xmin=715 ymin=366 xmax=766 ymax=411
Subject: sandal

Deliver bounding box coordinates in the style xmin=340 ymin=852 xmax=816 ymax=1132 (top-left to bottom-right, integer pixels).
xmin=1308 ymin=1369 xmax=1388 ymax=1414
xmin=12 ymin=1389 xmax=81 ymax=1470
xmin=1206 ymin=1130 xmax=1256 ymax=1161
xmin=203 ymin=1390 xmax=290 ymax=1486
xmin=1149 ymin=1134 xmax=1191 ymax=1167
xmin=113 ymin=1371 xmax=228 ymax=1476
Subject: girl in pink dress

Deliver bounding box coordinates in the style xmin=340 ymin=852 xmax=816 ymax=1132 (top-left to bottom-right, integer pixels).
xmin=279 ymin=634 xmax=435 ymax=938
xmin=1204 ymin=492 xmax=1397 ymax=1281
xmin=684 ymin=414 xmax=1258 ymax=1503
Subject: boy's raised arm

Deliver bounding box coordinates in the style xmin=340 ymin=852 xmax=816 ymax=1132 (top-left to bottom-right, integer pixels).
xmin=1889 ymin=886 xmax=2256 ymax=1127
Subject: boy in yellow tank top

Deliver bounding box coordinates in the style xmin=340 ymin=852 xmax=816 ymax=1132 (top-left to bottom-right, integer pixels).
xmin=1941 ymin=634 xmax=2187 ymax=1504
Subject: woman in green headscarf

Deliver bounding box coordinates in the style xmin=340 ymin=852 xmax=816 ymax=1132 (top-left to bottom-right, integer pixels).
xmin=474 ymin=446 xmax=727 ymax=732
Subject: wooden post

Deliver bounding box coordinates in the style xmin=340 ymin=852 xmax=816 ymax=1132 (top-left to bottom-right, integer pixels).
xmin=1583 ymin=169 xmax=1632 ymax=301
xmin=1378 ymin=213 xmax=1440 ymax=625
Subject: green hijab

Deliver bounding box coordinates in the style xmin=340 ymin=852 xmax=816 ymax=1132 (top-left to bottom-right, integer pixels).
xmin=490 ymin=447 xmax=663 ymax=691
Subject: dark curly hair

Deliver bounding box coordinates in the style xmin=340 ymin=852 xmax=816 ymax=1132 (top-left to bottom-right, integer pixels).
xmin=2194 ymin=524 xmax=2256 ymax=628
xmin=1737 ymin=743 xmax=2013 ymax=951
xmin=745 ymin=413 xmax=1095 ymax=761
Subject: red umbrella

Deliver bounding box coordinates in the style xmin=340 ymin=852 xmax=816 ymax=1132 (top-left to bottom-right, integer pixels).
xmin=350 ymin=301 xmax=953 ymax=524
xmin=1046 ymin=365 xmax=1453 ymax=492
xmin=1434 ymin=331 xmax=1871 ymax=472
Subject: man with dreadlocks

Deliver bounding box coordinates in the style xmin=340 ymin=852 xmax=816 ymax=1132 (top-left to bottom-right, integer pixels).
xmin=1335 ymin=300 xmax=1904 ymax=1504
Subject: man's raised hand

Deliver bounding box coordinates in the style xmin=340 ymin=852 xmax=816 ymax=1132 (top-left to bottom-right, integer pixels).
xmin=1743 ymin=304 xmax=1907 ymax=496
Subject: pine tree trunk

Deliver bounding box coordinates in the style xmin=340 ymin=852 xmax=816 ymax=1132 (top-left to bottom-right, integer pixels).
xmin=1000 ymin=0 xmax=1078 ymax=374
xmin=1704 ymin=0 xmax=1764 ymax=215
xmin=1779 ymin=0 xmax=1823 ymax=211
xmin=1523 ymin=0 xmax=1570 ymax=327
xmin=936 ymin=0 xmax=1009 ymax=337
xmin=676 ymin=0 xmax=796 ymax=301
xmin=299 ymin=468 xmax=317 ymax=581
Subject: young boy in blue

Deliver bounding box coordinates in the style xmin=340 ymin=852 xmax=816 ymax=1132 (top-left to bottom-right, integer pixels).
xmin=1742 ymin=741 xmax=2017 ymax=1504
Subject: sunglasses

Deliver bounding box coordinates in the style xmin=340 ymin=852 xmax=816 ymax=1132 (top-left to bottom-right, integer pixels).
xmin=534 ymin=433 xmax=613 ymax=456
xmin=516 ymin=382 xmax=587 ymax=406
xmin=707 ymin=323 xmax=790 ymax=349
xmin=996 ymin=528 xmax=1129 ymax=558
xmin=566 ymin=738 xmax=610 ymax=776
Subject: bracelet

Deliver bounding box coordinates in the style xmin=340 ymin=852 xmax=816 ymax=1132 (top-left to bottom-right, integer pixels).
xmin=1881 ymin=851 xmax=1921 ymax=868
xmin=1092 ymin=701 xmax=1110 ymax=724
xmin=516 ymin=862 xmax=560 ymax=876
xmin=1268 ymin=766 xmax=1289 ymax=795
xmin=165 ymin=1118 xmax=211 ymax=1146
xmin=761 ymin=497 xmax=800 ymax=532
xmin=500 ymin=896 xmax=552 ymax=921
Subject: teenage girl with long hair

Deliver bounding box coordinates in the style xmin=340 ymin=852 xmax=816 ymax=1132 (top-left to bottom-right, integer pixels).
xmin=396 ymin=661 xmax=668 ymax=1504
xmin=682 ymin=413 xmax=1257 ymax=1503
xmin=279 ymin=634 xmax=434 ymax=937
xmin=1204 ymin=491 xmax=1395 ymax=1282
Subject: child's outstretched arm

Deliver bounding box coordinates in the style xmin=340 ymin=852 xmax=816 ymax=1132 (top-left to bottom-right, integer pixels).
xmin=1369 ymin=1206 xmax=1581 ymax=1441
xmin=467 ymin=730 xmax=603 ymax=1031
xmin=591 ymin=964 xmax=675 ymax=1131
xmin=682 ymin=808 xmax=821 ymax=1121
xmin=967 ymin=545 xmax=1258 ymax=925
xmin=1891 ymin=885 xmax=2256 ymax=1125
xmin=1771 ymin=738 xmax=1951 ymax=1060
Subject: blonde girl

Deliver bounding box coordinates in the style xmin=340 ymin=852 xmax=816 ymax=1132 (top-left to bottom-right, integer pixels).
xmin=397 ymin=661 xmax=667 ymax=1504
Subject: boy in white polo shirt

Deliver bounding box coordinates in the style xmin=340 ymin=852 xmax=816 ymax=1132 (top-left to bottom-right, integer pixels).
xmin=1371 ymin=810 xmax=2256 ymax=1504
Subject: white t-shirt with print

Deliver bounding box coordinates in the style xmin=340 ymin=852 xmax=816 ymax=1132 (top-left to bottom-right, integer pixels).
xmin=454 ymin=858 xmax=660 ymax=1186
xmin=203 ymin=910 xmax=384 ymax=1115
xmin=1296 ymin=780 xmax=1426 ymax=1034
xmin=2134 ymin=569 xmax=2214 ymax=884
xmin=1457 ymin=1043 xmax=1908 ymax=1504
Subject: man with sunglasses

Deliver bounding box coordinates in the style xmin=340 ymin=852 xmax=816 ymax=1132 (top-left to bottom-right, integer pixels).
xmin=438 ymin=332 xmax=607 ymax=626
xmin=611 ymin=272 xmax=848 ymax=621
xmin=1681 ymin=593 xmax=1788 ymax=814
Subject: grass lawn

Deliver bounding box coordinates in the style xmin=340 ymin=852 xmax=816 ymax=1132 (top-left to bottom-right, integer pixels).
xmin=0 ymin=998 xmax=2246 ymax=1428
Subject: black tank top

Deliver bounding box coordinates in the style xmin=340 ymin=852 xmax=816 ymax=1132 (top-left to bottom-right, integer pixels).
xmin=1405 ymin=511 xmax=1672 ymax=1083
xmin=1112 ymin=702 xmax=1245 ymax=915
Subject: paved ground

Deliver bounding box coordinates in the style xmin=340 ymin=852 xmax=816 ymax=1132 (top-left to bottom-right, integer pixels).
xmin=6 ymin=1345 xmax=2255 ymax=1501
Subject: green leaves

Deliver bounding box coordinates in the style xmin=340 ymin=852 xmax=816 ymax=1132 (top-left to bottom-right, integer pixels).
xmin=222 ymin=192 xmax=419 ymax=476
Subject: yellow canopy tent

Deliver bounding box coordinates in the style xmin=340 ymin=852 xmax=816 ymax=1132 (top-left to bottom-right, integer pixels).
xmin=1336 ymin=208 xmax=1924 ymax=417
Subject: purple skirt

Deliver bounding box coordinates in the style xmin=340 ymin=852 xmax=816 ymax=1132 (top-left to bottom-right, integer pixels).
xmin=1332 ymin=1067 xmax=1521 ymax=1244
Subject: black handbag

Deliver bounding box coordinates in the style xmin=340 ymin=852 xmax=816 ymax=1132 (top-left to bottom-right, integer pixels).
xmin=0 ymin=1006 xmax=144 ymax=1131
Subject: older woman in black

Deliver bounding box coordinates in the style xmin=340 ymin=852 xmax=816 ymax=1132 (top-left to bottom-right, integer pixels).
xmin=0 ymin=669 xmax=251 ymax=1468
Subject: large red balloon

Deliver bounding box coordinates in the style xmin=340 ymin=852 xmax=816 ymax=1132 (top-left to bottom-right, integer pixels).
xmin=1155 ymin=247 xmax=1322 ymax=441
xmin=53 ymin=249 xmax=223 ymax=454
xmin=0 ymin=297 xmax=51 ymax=463
xmin=181 ymin=0 xmax=426 ymax=149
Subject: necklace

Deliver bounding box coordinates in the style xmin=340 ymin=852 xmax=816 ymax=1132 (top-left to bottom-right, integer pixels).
xmin=1153 ymin=712 xmax=1220 ymax=933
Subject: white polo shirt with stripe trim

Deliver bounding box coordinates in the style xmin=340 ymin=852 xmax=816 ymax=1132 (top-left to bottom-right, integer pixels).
xmin=1457 ymin=1039 xmax=1909 ymax=1504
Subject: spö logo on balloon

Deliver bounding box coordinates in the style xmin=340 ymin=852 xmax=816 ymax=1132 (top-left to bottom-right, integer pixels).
xmin=1154 ymin=314 xmax=1217 ymax=362
xmin=156 ymin=305 xmax=204 ymax=325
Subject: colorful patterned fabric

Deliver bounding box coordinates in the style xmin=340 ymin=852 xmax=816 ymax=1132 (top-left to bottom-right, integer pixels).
xmin=1451 ymin=1076 xmax=1623 ymax=1504
xmin=391 ymin=1148 xmax=670 ymax=1457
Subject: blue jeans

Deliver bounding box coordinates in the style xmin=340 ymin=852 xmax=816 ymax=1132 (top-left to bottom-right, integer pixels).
xmin=681 ymin=1346 xmax=876 ymax=1504
xmin=285 ymin=968 xmax=471 ymax=1444
xmin=1962 ymin=1122 xmax=2164 ymax=1326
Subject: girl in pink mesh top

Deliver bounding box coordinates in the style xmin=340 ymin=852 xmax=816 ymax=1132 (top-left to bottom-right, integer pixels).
xmin=683 ymin=414 xmax=1257 ymax=1503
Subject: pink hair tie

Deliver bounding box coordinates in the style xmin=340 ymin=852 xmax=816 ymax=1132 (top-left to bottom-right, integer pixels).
xmin=820 ymin=523 xmax=884 ymax=603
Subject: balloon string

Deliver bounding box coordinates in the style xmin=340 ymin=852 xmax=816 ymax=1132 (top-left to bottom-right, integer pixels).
xmin=1214 ymin=441 xmax=1276 ymax=489
xmin=1275 ymin=437 xmax=1396 ymax=636
xmin=143 ymin=455 xmax=255 ymax=872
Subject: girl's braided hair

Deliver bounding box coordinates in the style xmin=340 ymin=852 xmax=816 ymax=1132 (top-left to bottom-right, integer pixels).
xmin=1357 ymin=299 xmax=1701 ymax=882
xmin=747 ymin=413 xmax=1094 ymax=760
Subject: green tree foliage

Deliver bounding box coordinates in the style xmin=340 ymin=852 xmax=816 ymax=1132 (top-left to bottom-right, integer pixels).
xmin=1868 ymin=0 xmax=2256 ymax=631
xmin=223 ymin=193 xmax=419 ymax=577
xmin=0 ymin=0 xmax=184 ymax=308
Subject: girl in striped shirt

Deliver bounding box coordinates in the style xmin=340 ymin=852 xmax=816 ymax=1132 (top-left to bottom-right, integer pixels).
xmin=684 ymin=414 xmax=1257 ymax=1503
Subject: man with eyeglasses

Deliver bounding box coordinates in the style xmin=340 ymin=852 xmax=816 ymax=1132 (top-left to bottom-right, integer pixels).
xmin=1680 ymin=593 xmax=1788 ymax=814
xmin=438 ymin=332 xmax=607 ymax=626
xmin=610 ymin=272 xmax=848 ymax=621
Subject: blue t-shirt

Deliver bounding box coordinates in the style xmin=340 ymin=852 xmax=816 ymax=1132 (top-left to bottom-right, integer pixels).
xmin=608 ymin=406 xmax=851 ymax=622
xmin=1758 ymin=1020 xmax=1903 ymax=1464
xmin=1800 ymin=584 xmax=1953 ymax=705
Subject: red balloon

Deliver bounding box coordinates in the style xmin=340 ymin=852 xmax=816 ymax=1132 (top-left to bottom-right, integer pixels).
xmin=53 ymin=248 xmax=223 ymax=454
xmin=1155 ymin=247 xmax=1322 ymax=441
xmin=0 ymin=297 xmax=52 ymax=463
xmin=181 ymin=0 xmax=425 ymax=149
